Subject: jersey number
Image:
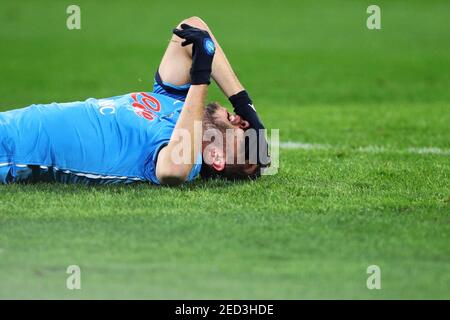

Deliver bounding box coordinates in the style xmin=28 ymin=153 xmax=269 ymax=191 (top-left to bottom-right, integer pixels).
xmin=131 ymin=92 xmax=161 ymax=121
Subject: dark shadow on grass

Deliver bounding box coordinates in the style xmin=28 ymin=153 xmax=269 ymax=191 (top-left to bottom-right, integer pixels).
xmin=0 ymin=176 xmax=255 ymax=196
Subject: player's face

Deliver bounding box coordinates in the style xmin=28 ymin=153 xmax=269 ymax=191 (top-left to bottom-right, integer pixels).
xmin=204 ymin=103 xmax=248 ymax=165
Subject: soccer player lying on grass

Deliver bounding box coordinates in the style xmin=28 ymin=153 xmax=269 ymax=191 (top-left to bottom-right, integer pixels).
xmin=0 ymin=17 xmax=269 ymax=185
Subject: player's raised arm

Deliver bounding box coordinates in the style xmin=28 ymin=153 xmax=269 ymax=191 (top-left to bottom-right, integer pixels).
xmin=178 ymin=17 xmax=270 ymax=167
xmin=155 ymin=24 xmax=216 ymax=186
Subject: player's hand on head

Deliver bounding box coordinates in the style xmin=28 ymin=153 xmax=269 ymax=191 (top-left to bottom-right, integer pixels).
xmin=173 ymin=23 xmax=216 ymax=85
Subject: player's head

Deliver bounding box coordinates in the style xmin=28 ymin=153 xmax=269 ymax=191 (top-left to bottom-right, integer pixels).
xmin=200 ymin=102 xmax=269 ymax=180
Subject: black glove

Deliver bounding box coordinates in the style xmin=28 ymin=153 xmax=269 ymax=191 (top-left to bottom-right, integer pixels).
xmin=173 ymin=23 xmax=216 ymax=85
xmin=229 ymin=90 xmax=271 ymax=166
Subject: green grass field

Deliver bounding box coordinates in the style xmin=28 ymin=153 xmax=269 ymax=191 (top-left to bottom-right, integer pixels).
xmin=0 ymin=0 xmax=449 ymax=299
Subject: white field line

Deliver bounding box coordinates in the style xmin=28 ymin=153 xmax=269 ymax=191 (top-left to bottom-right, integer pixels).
xmin=279 ymin=141 xmax=450 ymax=156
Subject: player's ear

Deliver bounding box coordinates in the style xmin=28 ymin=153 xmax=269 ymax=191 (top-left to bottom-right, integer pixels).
xmin=204 ymin=146 xmax=225 ymax=172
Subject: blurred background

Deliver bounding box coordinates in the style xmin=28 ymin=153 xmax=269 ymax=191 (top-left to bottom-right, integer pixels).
xmin=0 ymin=0 xmax=449 ymax=299
xmin=1 ymin=0 xmax=449 ymax=146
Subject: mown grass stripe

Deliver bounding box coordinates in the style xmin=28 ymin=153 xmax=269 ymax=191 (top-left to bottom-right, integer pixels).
xmin=280 ymin=141 xmax=450 ymax=156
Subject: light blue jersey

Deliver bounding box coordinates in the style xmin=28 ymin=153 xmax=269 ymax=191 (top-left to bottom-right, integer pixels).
xmin=0 ymin=91 xmax=201 ymax=185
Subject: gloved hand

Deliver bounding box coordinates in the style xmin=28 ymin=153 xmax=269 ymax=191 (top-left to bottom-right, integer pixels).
xmin=229 ymin=90 xmax=271 ymax=166
xmin=173 ymin=23 xmax=216 ymax=85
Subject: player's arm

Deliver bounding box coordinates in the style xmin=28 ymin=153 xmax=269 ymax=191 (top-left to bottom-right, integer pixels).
xmin=184 ymin=18 xmax=268 ymax=166
xmin=159 ymin=16 xmax=245 ymax=100
xmin=155 ymin=24 xmax=215 ymax=186
xmin=178 ymin=18 xmax=266 ymax=146
xmin=155 ymin=85 xmax=206 ymax=185
xmin=158 ymin=17 xmax=257 ymax=120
